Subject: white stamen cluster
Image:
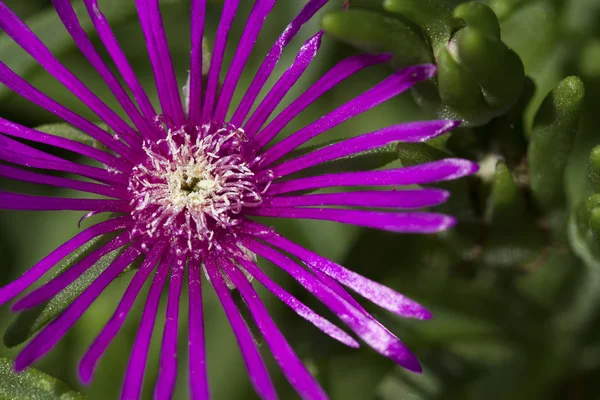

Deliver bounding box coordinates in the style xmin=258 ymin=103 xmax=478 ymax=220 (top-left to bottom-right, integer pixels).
xmin=128 ymin=121 xmax=264 ymax=255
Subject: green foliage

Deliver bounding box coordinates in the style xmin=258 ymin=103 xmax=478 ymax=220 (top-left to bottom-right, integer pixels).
xmin=0 ymin=357 xmax=85 ymax=399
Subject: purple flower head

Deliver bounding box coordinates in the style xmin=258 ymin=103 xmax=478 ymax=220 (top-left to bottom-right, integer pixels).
xmin=0 ymin=0 xmax=479 ymax=399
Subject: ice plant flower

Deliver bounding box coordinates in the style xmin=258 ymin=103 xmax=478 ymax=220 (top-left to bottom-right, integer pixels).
xmin=0 ymin=0 xmax=478 ymax=399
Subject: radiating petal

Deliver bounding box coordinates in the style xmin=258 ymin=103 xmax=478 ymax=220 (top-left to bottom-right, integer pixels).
xmin=241 ymin=237 xmax=422 ymax=372
xmin=269 ymin=120 xmax=460 ymax=179
xmin=0 ymin=192 xmax=127 ymax=213
xmin=187 ymin=259 xmax=209 ymax=400
xmin=14 ymin=246 xmax=142 ymax=371
xmin=154 ymin=255 xmax=185 ymax=399
xmin=267 ymin=159 xmax=479 ymax=195
xmin=232 ymin=254 xmax=359 ymax=348
xmin=221 ymin=257 xmax=328 ymax=400
xmin=78 ymin=242 xmax=166 ymax=384
xmin=0 ymin=217 xmax=129 ymax=307
xmin=253 ymin=53 xmax=392 ymax=146
xmin=249 ymin=208 xmax=456 ymax=233
xmin=265 ymin=189 xmax=450 ymax=209
xmin=121 ymin=251 xmax=173 ymax=400
xmin=206 ymin=257 xmax=277 ymax=400
xmin=231 ymin=0 xmax=328 ymax=126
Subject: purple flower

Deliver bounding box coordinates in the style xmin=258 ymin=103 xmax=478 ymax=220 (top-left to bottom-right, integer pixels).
xmin=0 ymin=0 xmax=478 ymax=399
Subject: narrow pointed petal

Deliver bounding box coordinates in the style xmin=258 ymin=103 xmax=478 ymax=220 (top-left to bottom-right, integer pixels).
xmin=0 ymin=217 xmax=129 ymax=307
xmin=249 ymin=208 xmax=455 ymax=233
xmin=253 ymin=53 xmax=392 ymax=145
xmin=212 ymin=0 xmax=277 ymax=123
xmin=265 ymin=189 xmax=450 ymax=209
xmin=221 ymin=258 xmax=328 ymax=400
xmin=241 ymin=32 xmax=323 ymax=136
xmin=14 ymin=246 xmax=142 ymax=371
xmin=243 ymin=220 xmax=431 ymax=320
xmin=121 ymin=252 xmax=173 ymax=400
xmin=188 ymin=260 xmax=210 ymax=400
xmin=0 ymin=134 xmax=125 ymax=186
xmin=267 ymin=159 xmax=480 ymax=195
xmin=270 ymin=120 xmax=460 ymax=178
xmin=241 ymin=237 xmax=422 ymax=372
xmin=206 ymin=257 xmax=277 ymax=400
xmin=188 ymin=0 xmax=207 ymax=126
xmin=78 ymin=242 xmax=166 ymax=384
xmin=0 ymin=2 xmax=141 ymax=147
xmin=51 ymin=0 xmax=154 ymax=136
xmin=83 ymin=0 xmax=157 ymax=124
xmin=201 ymin=0 xmax=239 ymax=120
xmin=232 ymin=254 xmax=359 ymax=348
xmin=231 ymin=0 xmax=328 ymax=125
xmin=255 ymin=65 xmax=436 ymax=168
xmin=0 ymin=117 xmax=118 ymax=167
xmin=0 ymin=61 xmax=135 ymax=163
xmin=12 ymin=232 xmax=133 ymax=311
xmin=0 ymin=164 xmax=126 ymax=199
xmin=0 ymin=192 xmax=127 ymax=213
xmin=134 ymin=0 xmax=186 ymax=126
xmin=154 ymin=256 xmax=185 ymax=399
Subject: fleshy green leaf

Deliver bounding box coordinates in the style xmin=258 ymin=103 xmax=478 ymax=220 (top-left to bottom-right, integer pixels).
xmin=0 ymin=357 xmax=85 ymax=400
xmin=321 ymin=9 xmax=432 ymax=68
xmin=528 ymin=76 xmax=585 ymax=213
xmin=35 ymin=123 xmax=109 ymax=151
xmin=4 ymin=235 xmax=125 ymax=348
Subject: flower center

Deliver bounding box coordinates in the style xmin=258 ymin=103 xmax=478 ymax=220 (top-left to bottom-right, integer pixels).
xmin=127 ymin=121 xmax=265 ymax=256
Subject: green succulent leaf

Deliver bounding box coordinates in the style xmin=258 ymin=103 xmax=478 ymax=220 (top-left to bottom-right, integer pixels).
xmin=0 ymin=357 xmax=85 ymax=400
xmin=34 ymin=123 xmax=110 ymax=151
xmin=528 ymin=76 xmax=585 ymax=213
xmin=482 ymin=162 xmax=546 ymax=268
xmin=3 ymin=235 xmax=126 ymax=348
xmin=322 ymin=9 xmax=432 ymax=68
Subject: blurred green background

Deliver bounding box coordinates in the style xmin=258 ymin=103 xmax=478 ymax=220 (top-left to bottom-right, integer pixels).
xmin=1 ymin=0 xmax=600 ymax=399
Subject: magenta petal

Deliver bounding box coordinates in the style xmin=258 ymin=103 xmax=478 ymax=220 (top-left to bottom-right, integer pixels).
xmin=242 ymin=32 xmax=323 ymax=137
xmin=187 ymin=260 xmax=210 ymax=400
xmin=83 ymin=0 xmax=157 ymax=124
xmin=253 ymin=53 xmax=392 ymax=147
xmin=0 ymin=217 xmax=129 ymax=307
xmin=230 ymin=0 xmax=328 ymax=126
xmin=243 ymin=220 xmax=432 ymax=320
xmin=221 ymin=257 xmax=328 ymax=400
xmin=14 ymin=246 xmax=142 ymax=372
xmin=268 ymin=159 xmax=480 ymax=195
xmin=51 ymin=0 xmax=152 ymax=136
xmin=78 ymin=242 xmax=166 ymax=384
xmin=202 ymin=0 xmax=240 ymax=120
xmin=269 ymin=120 xmax=460 ymax=178
xmin=248 ymin=208 xmax=456 ymax=234
xmin=255 ymin=64 xmax=437 ymax=167
xmin=121 ymin=252 xmax=173 ymax=400
xmin=206 ymin=257 xmax=277 ymax=400
xmin=0 ymin=164 xmax=126 ymax=199
xmin=12 ymin=232 xmax=133 ymax=311
xmin=134 ymin=0 xmax=186 ymax=126
xmin=0 ymin=2 xmax=140 ymax=148
xmin=0 ymin=192 xmax=127 ymax=213
xmin=188 ymin=0 xmax=207 ymax=126
xmin=0 ymin=117 xmax=118 ymax=167
xmin=154 ymin=256 xmax=185 ymax=399
xmin=232 ymin=254 xmax=360 ymax=348
xmin=0 ymin=61 xmax=134 ymax=163
xmin=265 ymin=189 xmax=450 ymax=209
xmin=241 ymin=237 xmax=422 ymax=372
xmin=212 ymin=0 xmax=277 ymax=123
